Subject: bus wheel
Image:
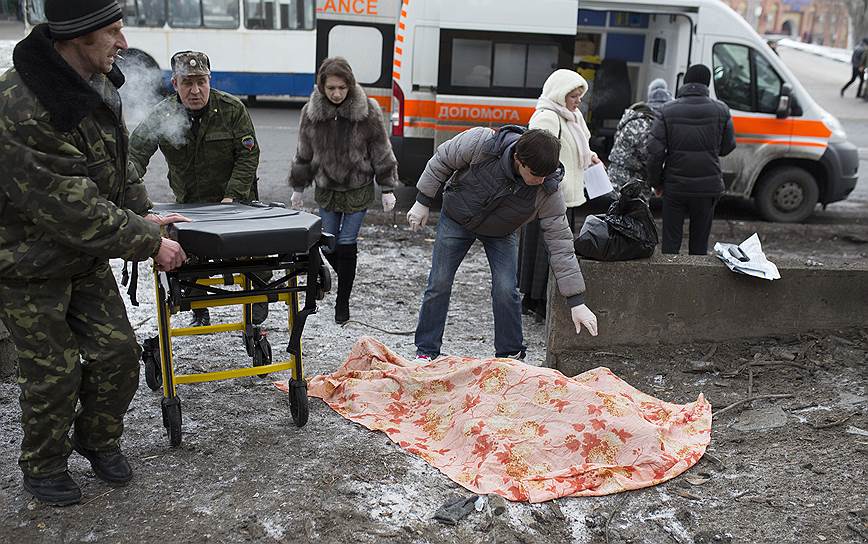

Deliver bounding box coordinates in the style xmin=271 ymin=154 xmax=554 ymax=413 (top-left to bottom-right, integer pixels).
xmin=754 ymin=167 xmax=819 ymax=223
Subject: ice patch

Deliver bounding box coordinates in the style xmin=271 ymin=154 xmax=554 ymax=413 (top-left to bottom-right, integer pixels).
xmin=261 ymin=517 xmax=285 ymax=540
xmin=557 ymin=497 xmax=594 ymax=542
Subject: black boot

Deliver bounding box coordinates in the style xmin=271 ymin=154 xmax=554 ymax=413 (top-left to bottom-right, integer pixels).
xmin=72 ymin=435 xmax=133 ymax=486
xmin=189 ymin=308 xmax=210 ymax=327
xmin=22 ymin=472 xmax=81 ymax=506
xmin=334 ymin=244 xmax=357 ymax=325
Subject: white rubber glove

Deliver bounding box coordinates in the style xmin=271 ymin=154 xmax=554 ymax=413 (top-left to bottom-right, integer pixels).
xmin=407 ymin=201 xmax=429 ymax=231
xmin=382 ymin=192 xmax=396 ymax=212
xmin=290 ymin=191 xmax=304 ymax=209
xmin=571 ymin=304 xmax=598 ymax=336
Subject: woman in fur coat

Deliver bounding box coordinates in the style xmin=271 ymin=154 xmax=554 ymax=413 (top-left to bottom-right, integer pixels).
xmin=518 ymin=69 xmax=602 ymax=321
xmin=289 ymin=57 xmax=398 ymax=324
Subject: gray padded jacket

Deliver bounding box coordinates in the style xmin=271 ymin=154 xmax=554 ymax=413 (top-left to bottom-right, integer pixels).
xmin=415 ymin=126 xmax=586 ymax=307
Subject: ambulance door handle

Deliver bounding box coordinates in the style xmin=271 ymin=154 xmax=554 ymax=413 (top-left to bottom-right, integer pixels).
xmin=412 ymin=85 xmax=437 ymax=92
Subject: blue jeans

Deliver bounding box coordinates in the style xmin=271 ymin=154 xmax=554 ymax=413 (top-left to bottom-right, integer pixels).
xmin=319 ymin=208 xmax=366 ymax=249
xmin=415 ymin=213 xmax=525 ymax=358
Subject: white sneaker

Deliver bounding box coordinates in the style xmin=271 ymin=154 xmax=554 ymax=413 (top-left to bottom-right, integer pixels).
xmin=413 ymin=354 xmax=433 ymax=365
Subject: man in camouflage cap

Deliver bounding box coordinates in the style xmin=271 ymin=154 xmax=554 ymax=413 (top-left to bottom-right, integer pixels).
xmin=130 ymin=50 xmax=265 ymax=327
xmin=0 ymin=0 xmax=188 ymax=506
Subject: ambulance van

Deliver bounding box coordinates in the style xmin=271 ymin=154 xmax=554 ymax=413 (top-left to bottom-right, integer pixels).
xmin=387 ymin=0 xmax=859 ymax=222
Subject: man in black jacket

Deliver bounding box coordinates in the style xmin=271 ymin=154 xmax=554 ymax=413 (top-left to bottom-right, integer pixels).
xmin=647 ymin=64 xmax=736 ymax=255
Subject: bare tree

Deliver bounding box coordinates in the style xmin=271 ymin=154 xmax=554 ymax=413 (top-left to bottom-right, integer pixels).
xmin=848 ymin=0 xmax=868 ymax=43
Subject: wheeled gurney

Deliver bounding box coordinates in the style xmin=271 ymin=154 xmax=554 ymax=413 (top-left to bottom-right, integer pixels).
xmin=138 ymin=203 xmax=333 ymax=447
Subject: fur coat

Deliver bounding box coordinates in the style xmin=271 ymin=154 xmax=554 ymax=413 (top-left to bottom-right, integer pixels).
xmin=289 ymin=85 xmax=398 ymax=193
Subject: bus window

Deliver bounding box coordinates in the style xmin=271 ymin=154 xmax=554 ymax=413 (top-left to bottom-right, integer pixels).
xmin=169 ymin=0 xmax=240 ymax=29
xmin=712 ymin=43 xmax=783 ymax=114
xmin=245 ymin=0 xmax=314 ymax=30
xmin=120 ymin=0 xmax=167 ymax=27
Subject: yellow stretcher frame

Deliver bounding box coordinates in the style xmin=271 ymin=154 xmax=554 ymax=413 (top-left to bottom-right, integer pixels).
xmin=144 ymin=250 xmax=327 ymax=448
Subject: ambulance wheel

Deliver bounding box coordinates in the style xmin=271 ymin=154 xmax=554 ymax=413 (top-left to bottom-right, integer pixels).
xmin=755 ymin=167 xmax=818 ymax=223
xmin=288 ymin=379 xmax=309 ymax=428
xmin=317 ymin=264 xmax=331 ymax=300
xmin=143 ymin=350 xmax=162 ymax=391
xmin=252 ymin=337 xmax=272 ymax=378
xmin=161 ymin=399 xmax=182 ymax=448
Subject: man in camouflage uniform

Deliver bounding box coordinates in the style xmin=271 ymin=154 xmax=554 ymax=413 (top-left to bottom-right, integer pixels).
xmin=607 ymin=78 xmax=673 ymax=196
xmin=129 ymin=50 xmax=266 ymax=327
xmin=0 ymin=0 xmax=187 ymax=506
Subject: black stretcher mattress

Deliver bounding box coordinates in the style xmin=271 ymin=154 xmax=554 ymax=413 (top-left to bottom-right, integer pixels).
xmin=152 ymin=203 xmax=322 ymax=259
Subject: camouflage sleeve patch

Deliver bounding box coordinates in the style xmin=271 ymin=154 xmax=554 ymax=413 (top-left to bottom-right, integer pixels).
xmin=241 ymin=135 xmax=256 ymax=151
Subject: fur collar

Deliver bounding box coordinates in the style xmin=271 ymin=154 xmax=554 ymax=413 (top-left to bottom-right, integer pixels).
xmin=305 ymin=84 xmax=370 ymax=123
xmin=13 ymin=24 xmax=125 ymax=132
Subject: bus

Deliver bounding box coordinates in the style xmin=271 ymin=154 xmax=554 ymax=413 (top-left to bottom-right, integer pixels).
xmin=388 ymin=0 xmax=858 ymax=222
xmin=25 ymin=0 xmax=319 ymax=99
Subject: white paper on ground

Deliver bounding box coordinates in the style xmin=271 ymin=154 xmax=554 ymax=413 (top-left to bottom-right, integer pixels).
xmin=584 ymin=162 xmax=614 ymax=200
xmin=713 ymin=233 xmax=781 ymax=280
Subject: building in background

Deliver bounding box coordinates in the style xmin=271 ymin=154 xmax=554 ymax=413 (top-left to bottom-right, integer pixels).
xmin=722 ymin=0 xmax=851 ymax=47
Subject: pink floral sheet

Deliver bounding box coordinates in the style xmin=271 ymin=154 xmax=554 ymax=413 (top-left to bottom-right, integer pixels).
xmin=277 ymin=337 xmax=711 ymax=502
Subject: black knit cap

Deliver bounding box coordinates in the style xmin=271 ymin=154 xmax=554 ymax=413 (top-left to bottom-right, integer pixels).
xmin=45 ymin=0 xmax=123 ymax=41
xmin=683 ymin=64 xmax=711 ymax=86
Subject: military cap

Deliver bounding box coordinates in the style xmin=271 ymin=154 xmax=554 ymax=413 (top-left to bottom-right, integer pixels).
xmin=171 ymin=51 xmax=211 ymax=77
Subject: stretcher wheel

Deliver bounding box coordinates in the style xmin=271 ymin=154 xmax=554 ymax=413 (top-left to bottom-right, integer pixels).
xmin=288 ymin=379 xmax=309 ymax=427
xmin=252 ymin=337 xmax=272 ymax=378
xmin=141 ymin=337 xmax=162 ymax=391
xmin=144 ymin=351 xmax=162 ymax=391
xmin=161 ymin=398 xmax=182 ymax=448
xmin=317 ymin=264 xmax=331 ymax=300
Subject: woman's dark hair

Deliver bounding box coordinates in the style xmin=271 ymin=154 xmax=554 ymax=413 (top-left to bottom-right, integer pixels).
xmin=317 ymin=57 xmax=356 ymax=94
xmin=515 ymin=129 xmax=561 ymax=176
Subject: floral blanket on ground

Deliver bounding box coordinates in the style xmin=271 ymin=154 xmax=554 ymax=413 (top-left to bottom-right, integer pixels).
xmin=297 ymin=337 xmax=711 ymax=502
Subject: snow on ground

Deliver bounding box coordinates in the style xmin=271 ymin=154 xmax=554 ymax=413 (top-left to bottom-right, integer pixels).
xmin=778 ymin=38 xmax=851 ymax=64
xmin=0 ymin=40 xmax=14 ymax=72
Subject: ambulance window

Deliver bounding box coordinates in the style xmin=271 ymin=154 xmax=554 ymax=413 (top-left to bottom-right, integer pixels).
xmin=712 ymin=43 xmax=783 ymax=114
xmin=755 ymin=53 xmax=783 ymax=114
xmin=653 ymin=39 xmax=666 ymax=64
xmin=527 ymin=45 xmax=560 ymax=87
xmin=452 ymin=39 xmax=492 ymax=88
xmin=327 ymin=26 xmax=383 ymax=84
xmin=712 ymin=43 xmax=752 ymax=111
xmin=493 ymin=44 xmax=526 ymax=87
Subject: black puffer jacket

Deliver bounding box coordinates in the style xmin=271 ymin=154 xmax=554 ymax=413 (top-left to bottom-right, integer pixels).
xmin=646 ymin=83 xmax=736 ymax=197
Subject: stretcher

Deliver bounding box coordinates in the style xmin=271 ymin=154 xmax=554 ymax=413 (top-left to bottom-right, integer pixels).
xmin=138 ymin=203 xmax=333 ymax=447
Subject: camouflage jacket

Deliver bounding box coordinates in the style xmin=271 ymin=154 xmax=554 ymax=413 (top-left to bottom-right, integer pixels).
xmin=607 ymin=103 xmax=656 ymax=188
xmin=0 ymin=24 xmax=161 ymax=280
xmin=129 ymin=89 xmax=260 ymax=203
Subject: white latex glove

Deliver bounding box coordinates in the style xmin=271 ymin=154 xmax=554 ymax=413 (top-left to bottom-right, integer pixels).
xmin=571 ymin=304 xmax=598 ymax=336
xmin=290 ymin=191 xmax=304 ymax=209
xmin=382 ymin=192 xmax=396 ymax=212
xmin=407 ymin=201 xmax=429 ymax=231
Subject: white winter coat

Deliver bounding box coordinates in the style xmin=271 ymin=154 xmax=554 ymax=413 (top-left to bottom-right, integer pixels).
xmin=528 ymin=70 xmax=593 ymax=208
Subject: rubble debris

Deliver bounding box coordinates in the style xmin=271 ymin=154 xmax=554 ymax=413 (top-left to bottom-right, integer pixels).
xmin=433 ymin=494 xmax=478 ymax=525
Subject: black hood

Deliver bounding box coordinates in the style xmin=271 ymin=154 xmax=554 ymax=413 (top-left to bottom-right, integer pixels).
xmin=12 ymin=23 xmax=125 ymax=132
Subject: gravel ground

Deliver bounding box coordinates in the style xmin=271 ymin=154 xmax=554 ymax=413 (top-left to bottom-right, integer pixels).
xmin=0 ymin=212 xmax=866 ymax=543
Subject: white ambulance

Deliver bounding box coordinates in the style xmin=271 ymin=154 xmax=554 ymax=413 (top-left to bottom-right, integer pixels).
xmin=384 ymin=0 xmax=858 ymax=222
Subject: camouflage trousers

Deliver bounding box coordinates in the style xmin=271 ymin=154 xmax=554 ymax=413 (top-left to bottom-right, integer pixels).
xmin=0 ymin=261 xmax=140 ymax=477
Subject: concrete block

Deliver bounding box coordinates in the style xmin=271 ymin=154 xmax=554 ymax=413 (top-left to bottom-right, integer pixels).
xmin=545 ymin=253 xmax=868 ymax=372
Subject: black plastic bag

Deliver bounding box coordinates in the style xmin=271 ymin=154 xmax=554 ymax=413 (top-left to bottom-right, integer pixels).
xmin=574 ymin=180 xmax=658 ymax=261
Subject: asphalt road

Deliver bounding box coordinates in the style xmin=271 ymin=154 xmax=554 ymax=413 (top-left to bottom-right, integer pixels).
xmin=0 ymin=20 xmax=864 ymax=222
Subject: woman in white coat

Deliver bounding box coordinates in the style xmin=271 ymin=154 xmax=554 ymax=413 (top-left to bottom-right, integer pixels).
xmin=518 ymin=69 xmax=603 ymax=321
